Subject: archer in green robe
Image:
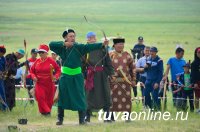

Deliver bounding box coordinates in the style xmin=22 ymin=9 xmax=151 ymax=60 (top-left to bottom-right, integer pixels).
xmin=49 ymin=29 xmax=108 ymax=125
xmin=49 ymin=41 xmax=104 ymax=111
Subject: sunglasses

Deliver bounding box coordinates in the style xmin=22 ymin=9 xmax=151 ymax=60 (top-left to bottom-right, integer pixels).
xmin=38 ymin=51 xmax=45 ymax=54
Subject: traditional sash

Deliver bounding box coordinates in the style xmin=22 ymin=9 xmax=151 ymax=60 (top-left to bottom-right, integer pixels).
xmin=85 ymin=66 xmax=104 ymax=91
xmin=61 ymin=66 xmax=82 ymax=75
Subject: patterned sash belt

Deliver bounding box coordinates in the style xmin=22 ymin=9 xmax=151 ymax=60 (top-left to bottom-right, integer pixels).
xmin=85 ymin=66 xmax=104 ymax=91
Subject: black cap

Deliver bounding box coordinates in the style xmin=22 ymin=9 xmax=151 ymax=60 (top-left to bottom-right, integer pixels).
xmin=0 ymin=45 xmax=6 ymax=53
xmin=62 ymin=29 xmax=75 ymax=38
xmin=150 ymin=47 xmax=158 ymax=52
xmin=113 ymin=38 xmax=125 ymax=45
xmin=31 ymin=48 xmax=38 ymax=54
xmin=138 ymin=36 xmax=143 ymax=41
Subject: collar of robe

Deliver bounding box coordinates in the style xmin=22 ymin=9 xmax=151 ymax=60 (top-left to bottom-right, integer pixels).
xmin=114 ymin=50 xmax=124 ymax=56
xmin=40 ymin=57 xmax=48 ymax=62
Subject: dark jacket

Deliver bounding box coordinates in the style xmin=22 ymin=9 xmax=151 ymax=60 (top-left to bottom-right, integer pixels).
xmin=0 ymin=56 xmax=6 ymax=72
xmin=131 ymin=44 xmax=145 ymax=60
xmin=146 ymin=55 xmax=164 ymax=84
xmin=5 ymin=53 xmax=18 ymax=77
xmin=191 ymin=47 xmax=200 ymax=84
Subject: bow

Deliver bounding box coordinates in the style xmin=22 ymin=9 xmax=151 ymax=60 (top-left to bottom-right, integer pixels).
xmin=24 ymin=39 xmax=28 ymax=61
xmin=24 ymin=39 xmax=29 ymax=70
xmin=23 ymin=39 xmax=30 ymax=89
xmin=83 ymin=16 xmax=109 ymax=68
xmin=24 ymin=39 xmax=27 ymax=53
xmin=84 ymin=16 xmax=107 ymax=40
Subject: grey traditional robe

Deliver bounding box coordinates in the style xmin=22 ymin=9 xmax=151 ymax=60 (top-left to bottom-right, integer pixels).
xmin=84 ymin=48 xmax=114 ymax=110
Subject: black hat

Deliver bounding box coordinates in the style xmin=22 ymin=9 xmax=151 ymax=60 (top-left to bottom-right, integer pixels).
xmin=138 ymin=36 xmax=143 ymax=41
xmin=150 ymin=47 xmax=158 ymax=52
xmin=62 ymin=29 xmax=75 ymax=38
xmin=31 ymin=48 xmax=38 ymax=54
xmin=113 ymin=38 xmax=125 ymax=45
xmin=0 ymin=45 xmax=6 ymax=53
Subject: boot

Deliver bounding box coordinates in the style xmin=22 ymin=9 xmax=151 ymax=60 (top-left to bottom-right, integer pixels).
xmin=125 ymin=112 xmax=131 ymax=123
xmin=78 ymin=111 xmax=86 ymax=125
xmin=103 ymin=107 xmax=112 ymax=123
xmin=111 ymin=112 xmax=115 ymax=122
xmin=56 ymin=107 xmax=64 ymax=125
xmin=85 ymin=109 xmax=90 ymax=122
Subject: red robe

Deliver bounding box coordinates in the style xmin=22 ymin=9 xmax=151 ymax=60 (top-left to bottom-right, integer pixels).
xmin=30 ymin=57 xmax=61 ymax=113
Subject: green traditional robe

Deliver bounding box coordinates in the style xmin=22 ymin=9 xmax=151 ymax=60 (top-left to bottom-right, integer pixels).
xmin=49 ymin=41 xmax=103 ymax=111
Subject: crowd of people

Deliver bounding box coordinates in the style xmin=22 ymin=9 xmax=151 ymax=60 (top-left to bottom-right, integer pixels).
xmin=0 ymin=29 xmax=200 ymax=125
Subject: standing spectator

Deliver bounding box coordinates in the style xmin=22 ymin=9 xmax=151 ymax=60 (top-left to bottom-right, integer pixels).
xmin=14 ymin=65 xmax=25 ymax=90
xmin=175 ymin=63 xmax=194 ymax=112
xmin=163 ymin=47 xmax=186 ymax=107
xmin=191 ymin=47 xmax=200 ymax=113
xmin=4 ymin=49 xmax=25 ymax=111
xmin=51 ymin=51 xmax=61 ymax=67
xmin=0 ymin=45 xmax=6 ymax=111
xmin=131 ymin=36 xmax=145 ymax=98
xmin=136 ymin=46 xmax=150 ymax=106
xmin=143 ymin=47 xmax=163 ymax=110
xmin=131 ymin=36 xmax=146 ymax=60
xmin=24 ymin=48 xmax=38 ymax=104
xmin=51 ymin=51 xmax=61 ymax=85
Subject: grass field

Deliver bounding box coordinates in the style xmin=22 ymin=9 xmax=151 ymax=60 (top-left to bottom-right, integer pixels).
xmin=0 ymin=0 xmax=200 ymax=131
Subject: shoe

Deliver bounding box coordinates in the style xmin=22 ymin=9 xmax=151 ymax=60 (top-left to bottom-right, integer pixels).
xmin=103 ymin=109 xmax=112 ymax=123
xmin=56 ymin=120 xmax=63 ymax=125
xmin=41 ymin=112 xmax=51 ymax=116
xmin=79 ymin=121 xmax=87 ymax=125
xmin=57 ymin=106 xmax=64 ymax=124
xmin=78 ymin=111 xmax=87 ymax=125
xmin=85 ymin=117 xmax=90 ymax=122
xmin=85 ymin=110 xmax=91 ymax=122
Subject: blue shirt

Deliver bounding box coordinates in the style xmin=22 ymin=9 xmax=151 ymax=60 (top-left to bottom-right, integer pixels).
xmin=167 ymin=57 xmax=186 ymax=81
xmin=136 ymin=56 xmax=148 ymax=77
xmin=15 ymin=67 xmax=24 ymax=79
xmin=0 ymin=56 xmax=6 ymax=71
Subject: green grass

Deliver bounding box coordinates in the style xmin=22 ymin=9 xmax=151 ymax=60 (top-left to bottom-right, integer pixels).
xmin=0 ymin=0 xmax=200 ymax=131
xmin=0 ymin=88 xmax=200 ymax=132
